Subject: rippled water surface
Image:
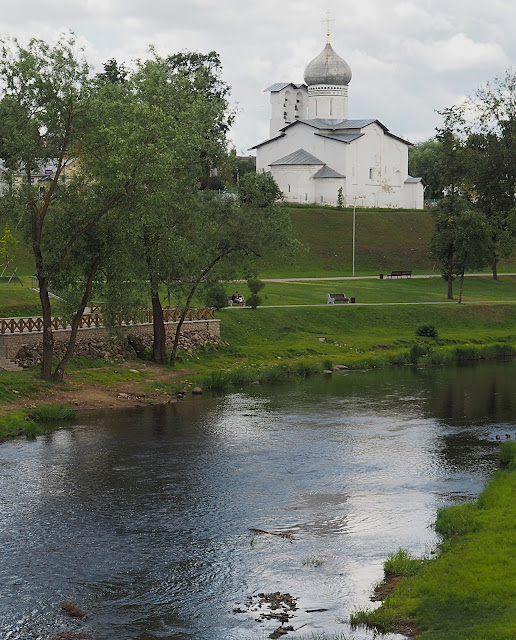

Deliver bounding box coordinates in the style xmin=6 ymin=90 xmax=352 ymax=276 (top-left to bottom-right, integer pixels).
xmin=1 ymin=361 xmax=515 ymax=639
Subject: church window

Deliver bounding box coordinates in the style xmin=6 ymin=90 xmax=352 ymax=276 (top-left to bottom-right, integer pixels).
xmin=330 ymin=99 xmax=333 ymax=115
xmin=288 ymin=184 xmax=291 ymax=192
xmin=321 ymin=195 xmax=323 ymax=203
xmin=369 ymin=168 xmax=375 ymax=181
xmin=305 ymin=193 xmax=308 ymax=201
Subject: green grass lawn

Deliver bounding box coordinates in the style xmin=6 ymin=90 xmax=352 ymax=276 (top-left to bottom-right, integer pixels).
xmin=0 ymin=281 xmax=69 ymax=317
xmin=247 ymin=275 xmax=516 ymax=306
xmin=3 ymin=275 xmax=516 ymax=321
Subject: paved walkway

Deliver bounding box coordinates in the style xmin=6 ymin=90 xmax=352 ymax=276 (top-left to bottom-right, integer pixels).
xmin=262 ymin=273 xmax=516 ymax=282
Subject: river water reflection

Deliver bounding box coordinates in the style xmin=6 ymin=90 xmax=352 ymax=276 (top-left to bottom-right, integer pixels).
xmin=1 ymin=360 xmax=515 ymax=639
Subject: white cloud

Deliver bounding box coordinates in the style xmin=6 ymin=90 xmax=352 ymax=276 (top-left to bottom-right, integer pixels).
xmin=403 ymin=33 xmax=508 ymax=72
xmin=0 ymin=1 xmax=515 ymax=149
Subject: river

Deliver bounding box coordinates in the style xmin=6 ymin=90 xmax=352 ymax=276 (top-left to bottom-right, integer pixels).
xmin=1 ymin=360 xmax=515 ymax=640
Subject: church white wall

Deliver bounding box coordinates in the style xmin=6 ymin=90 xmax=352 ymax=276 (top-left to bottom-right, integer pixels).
xmin=269 ymin=86 xmax=308 ymax=138
xmin=256 ymin=121 xmax=423 ymax=209
xmin=271 ymin=165 xmax=317 ymax=204
xmin=314 ymin=178 xmax=346 ymax=205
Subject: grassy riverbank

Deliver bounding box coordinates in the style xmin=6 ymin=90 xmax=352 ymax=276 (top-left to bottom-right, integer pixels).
xmin=2 ymin=302 xmax=515 ymax=413
xmin=350 ymin=441 xmax=516 ymax=639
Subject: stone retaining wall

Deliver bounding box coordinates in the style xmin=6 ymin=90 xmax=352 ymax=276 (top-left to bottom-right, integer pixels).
xmin=0 ymin=319 xmax=220 ymax=362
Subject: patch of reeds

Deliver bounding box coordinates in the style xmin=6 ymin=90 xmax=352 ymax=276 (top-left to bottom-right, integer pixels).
xmin=0 ymin=411 xmax=51 ymax=441
xmin=302 ymin=555 xmax=325 ymax=567
xmin=29 ymin=403 xmax=77 ymax=421
xmin=498 ymin=440 xmax=516 ymax=468
xmin=383 ymin=548 xmax=425 ymax=577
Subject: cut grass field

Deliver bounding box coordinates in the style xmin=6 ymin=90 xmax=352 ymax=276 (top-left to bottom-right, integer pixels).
xmin=4 ymin=274 xmax=516 ymax=319
xmin=234 ymin=275 xmax=516 ymax=307
xmin=350 ymin=442 xmax=516 ymax=639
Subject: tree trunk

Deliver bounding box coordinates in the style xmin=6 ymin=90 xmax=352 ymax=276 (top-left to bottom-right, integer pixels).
xmin=170 ymin=287 xmax=197 ymax=367
xmin=143 ymin=236 xmax=167 ymax=364
xmin=151 ymin=288 xmax=167 ymax=364
xmin=492 ymin=257 xmax=498 ymax=280
xmin=458 ymin=271 xmax=465 ymax=304
xmin=38 ymin=278 xmax=54 ymax=379
xmin=53 ymin=260 xmax=98 ymax=382
xmin=447 ymin=271 xmax=454 ymax=300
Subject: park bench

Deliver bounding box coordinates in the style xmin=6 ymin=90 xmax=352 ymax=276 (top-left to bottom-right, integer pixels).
xmin=327 ymin=293 xmax=350 ymax=304
xmin=387 ymin=270 xmax=412 ymax=278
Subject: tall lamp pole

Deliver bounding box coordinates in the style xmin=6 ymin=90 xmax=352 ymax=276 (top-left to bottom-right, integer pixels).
xmin=352 ymin=196 xmax=364 ymax=277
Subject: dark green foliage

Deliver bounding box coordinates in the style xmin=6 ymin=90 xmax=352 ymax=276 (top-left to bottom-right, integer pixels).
xmin=238 ymin=171 xmax=283 ymax=208
xmin=408 ymin=138 xmax=446 ymax=200
xmin=203 ymin=282 xmax=229 ymax=309
xmin=409 ymin=342 xmax=431 ymax=362
xmin=415 ymin=323 xmax=438 ymax=338
xmin=247 ymin=277 xmax=265 ymax=308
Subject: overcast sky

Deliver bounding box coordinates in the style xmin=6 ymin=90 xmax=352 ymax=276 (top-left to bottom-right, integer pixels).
xmin=1 ymin=0 xmax=514 ymax=153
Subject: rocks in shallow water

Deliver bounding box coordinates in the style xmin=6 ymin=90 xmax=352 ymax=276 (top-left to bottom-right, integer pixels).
xmin=192 ymin=387 xmax=203 ymax=395
xmin=60 ymin=601 xmax=87 ymax=619
xmin=332 ymin=364 xmax=349 ymax=371
xmin=322 ymin=369 xmax=333 ymax=374
xmin=233 ymin=591 xmax=298 ymax=637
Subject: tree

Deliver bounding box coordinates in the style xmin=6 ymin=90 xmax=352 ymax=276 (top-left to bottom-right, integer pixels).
xmin=0 ymin=36 xmax=93 ymax=378
xmin=0 ymin=37 xmax=163 ymax=380
xmin=466 ymin=69 xmax=516 ymax=279
xmin=113 ymin=51 xmax=235 ymax=364
xmin=408 ymin=138 xmax=446 ymax=201
xmin=453 ymin=208 xmax=491 ymax=303
xmin=166 ymin=172 xmax=295 ymax=365
xmin=429 ymin=106 xmax=468 ymax=299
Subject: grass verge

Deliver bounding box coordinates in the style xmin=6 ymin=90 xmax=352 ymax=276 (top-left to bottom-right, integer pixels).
xmin=350 ymin=443 xmax=516 ymax=639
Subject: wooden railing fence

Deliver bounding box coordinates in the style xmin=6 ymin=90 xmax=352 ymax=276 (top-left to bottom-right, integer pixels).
xmin=0 ymin=307 xmax=215 ymax=335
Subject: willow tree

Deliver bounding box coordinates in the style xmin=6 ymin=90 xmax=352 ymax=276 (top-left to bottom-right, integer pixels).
xmin=0 ymin=36 xmax=95 ymax=378
xmin=0 ymin=37 xmax=154 ymax=380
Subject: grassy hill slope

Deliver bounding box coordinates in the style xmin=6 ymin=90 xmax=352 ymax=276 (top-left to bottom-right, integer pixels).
xmin=6 ymin=205 xmax=516 ymax=281
xmin=261 ymin=205 xmax=516 ymax=277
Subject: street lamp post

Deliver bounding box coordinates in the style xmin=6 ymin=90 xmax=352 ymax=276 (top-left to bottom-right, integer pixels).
xmin=352 ymin=196 xmax=364 ymax=277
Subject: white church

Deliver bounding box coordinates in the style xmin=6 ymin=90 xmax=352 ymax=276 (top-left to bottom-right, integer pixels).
xmin=252 ymin=35 xmax=425 ymax=209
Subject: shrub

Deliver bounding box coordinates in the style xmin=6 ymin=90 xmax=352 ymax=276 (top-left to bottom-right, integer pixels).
xmin=204 ymin=283 xmax=229 ymax=310
xmin=409 ymin=343 xmax=431 ymax=363
xmin=415 ymin=323 xmax=438 ymax=338
xmin=247 ymin=277 xmax=265 ymax=309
